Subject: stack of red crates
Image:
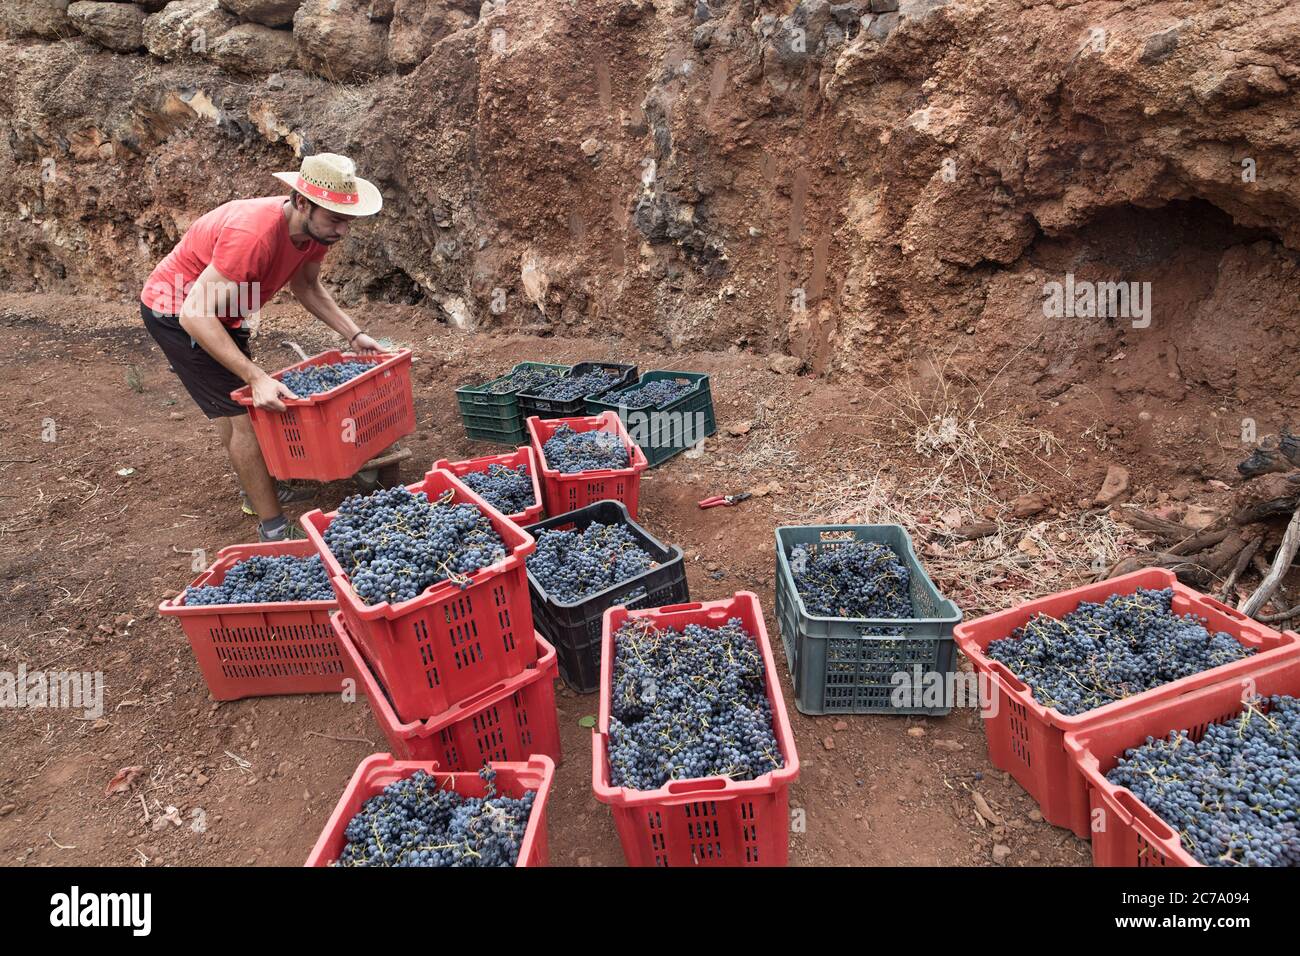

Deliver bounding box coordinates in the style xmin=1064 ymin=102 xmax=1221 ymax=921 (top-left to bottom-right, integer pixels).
xmin=299 ymin=466 xmax=562 ymax=769
xmin=592 ymin=592 xmax=801 ymax=867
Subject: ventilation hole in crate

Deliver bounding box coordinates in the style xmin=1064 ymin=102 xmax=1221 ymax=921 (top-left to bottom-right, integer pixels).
xmin=452 ymin=641 xmax=484 ymax=670
xmin=1009 ymin=707 xmax=1031 ymax=766
xmin=1137 ymin=835 xmax=1169 ymax=867
xmin=445 ymin=619 xmax=470 ymax=648
xmin=478 ymin=727 xmax=505 ymax=758
xmin=351 ymin=379 xmax=410 ymax=448
xmin=444 ymin=595 xmax=472 ymax=623
xmin=691 ymin=841 xmax=723 ymax=863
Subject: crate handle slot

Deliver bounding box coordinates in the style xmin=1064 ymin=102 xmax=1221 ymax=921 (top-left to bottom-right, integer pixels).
xmin=650 ymin=601 xmax=703 ymax=614
xmin=986 ymin=659 xmax=1029 ymax=695
xmin=444 ymin=680 xmax=512 ymax=714
xmin=665 ymin=777 xmax=729 ymax=795
xmin=1114 ymin=789 xmax=1177 ymax=843
xmin=1198 ymin=594 xmax=1247 ymax=621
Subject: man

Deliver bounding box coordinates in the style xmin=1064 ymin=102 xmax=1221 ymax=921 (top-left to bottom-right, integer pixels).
xmin=140 ymin=153 xmax=383 ymax=541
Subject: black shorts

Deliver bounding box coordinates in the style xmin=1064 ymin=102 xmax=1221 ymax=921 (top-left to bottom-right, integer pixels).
xmin=141 ymin=303 xmax=251 ymax=419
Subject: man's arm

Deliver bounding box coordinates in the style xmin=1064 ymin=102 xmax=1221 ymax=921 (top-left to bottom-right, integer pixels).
xmin=179 ymin=263 xmax=297 ymax=412
xmin=289 ymin=260 xmax=381 ymax=354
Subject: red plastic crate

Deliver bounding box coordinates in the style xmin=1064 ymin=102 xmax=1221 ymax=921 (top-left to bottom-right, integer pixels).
xmin=592 ymin=592 xmax=801 ymax=867
xmin=526 ymin=412 xmax=649 ymax=519
xmin=432 ymin=446 xmax=545 ymax=525
xmin=158 ymin=540 xmax=352 ymax=701
xmin=305 ymin=753 xmax=555 ymax=867
xmin=1065 ymin=654 xmax=1300 ymax=867
xmin=301 ymin=469 xmax=538 ymax=723
xmin=231 ymin=349 xmax=415 ymax=481
xmin=953 ymin=568 xmax=1300 ymax=838
xmin=331 ymin=612 xmax=562 ymax=768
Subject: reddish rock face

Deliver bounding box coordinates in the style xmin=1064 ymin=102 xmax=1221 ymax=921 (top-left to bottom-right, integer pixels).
xmin=0 ymin=0 xmax=1298 ymax=436
xmin=0 ymin=0 xmax=76 ymax=40
xmin=67 ymin=0 xmax=145 ymax=51
xmin=292 ymin=0 xmax=388 ymax=81
xmin=217 ymin=0 xmax=302 ymax=28
xmin=209 ymin=21 xmax=296 ymax=74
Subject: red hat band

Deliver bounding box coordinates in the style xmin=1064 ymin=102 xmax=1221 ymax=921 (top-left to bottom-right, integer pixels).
xmin=295 ymin=176 xmax=359 ymax=205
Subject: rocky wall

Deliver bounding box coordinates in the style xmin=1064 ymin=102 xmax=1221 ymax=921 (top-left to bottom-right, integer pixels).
xmin=2 ymin=0 xmax=1298 ymax=418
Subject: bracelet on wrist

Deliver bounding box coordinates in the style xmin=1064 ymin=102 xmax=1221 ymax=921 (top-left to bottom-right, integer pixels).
xmin=348 ymin=330 xmax=365 ymax=345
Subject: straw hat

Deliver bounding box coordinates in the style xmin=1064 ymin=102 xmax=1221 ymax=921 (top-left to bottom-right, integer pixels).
xmin=272 ymin=153 xmax=383 ymax=217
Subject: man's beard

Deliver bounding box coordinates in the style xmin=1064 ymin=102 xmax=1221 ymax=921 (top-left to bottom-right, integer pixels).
xmin=305 ymin=217 xmax=341 ymax=244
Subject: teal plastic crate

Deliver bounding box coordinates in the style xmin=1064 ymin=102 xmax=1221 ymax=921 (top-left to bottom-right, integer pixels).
xmin=585 ymin=370 xmax=717 ymax=468
xmin=456 ymin=362 xmax=570 ymax=443
xmin=774 ymin=524 xmax=962 ymax=716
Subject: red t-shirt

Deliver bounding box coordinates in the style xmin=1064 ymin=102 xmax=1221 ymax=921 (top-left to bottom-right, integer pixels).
xmin=141 ymin=196 xmax=329 ymax=327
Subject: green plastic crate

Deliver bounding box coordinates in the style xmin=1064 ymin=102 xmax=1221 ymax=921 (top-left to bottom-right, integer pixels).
xmin=774 ymin=524 xmax=963 ymax=716
xmin=456 ymin=362 xmax=570 ymax=443
xmin=461 ymin=406 xmax=529 ymax=432
xmin=584 ymin=370 xmax=717 ymax=468
xmin=464 ymin=421 xmax=529 ymax=446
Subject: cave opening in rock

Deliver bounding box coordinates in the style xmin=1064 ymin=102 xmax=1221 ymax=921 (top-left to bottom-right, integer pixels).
xmin=1016 ymin=197 xmax=1299 ymax=433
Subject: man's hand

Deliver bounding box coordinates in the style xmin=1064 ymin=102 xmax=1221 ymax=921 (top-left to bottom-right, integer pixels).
xmin=350 ymin=332 xmax=382 ymax=355
xmin=291 ymin=261 xmax=385 ymax=355
xmin=251 ymin=373 xmax=298 ymax=412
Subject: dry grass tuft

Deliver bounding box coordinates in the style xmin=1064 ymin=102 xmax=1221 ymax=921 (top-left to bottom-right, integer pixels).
xmin=860 ymin=360 xmax=1069 ymax=494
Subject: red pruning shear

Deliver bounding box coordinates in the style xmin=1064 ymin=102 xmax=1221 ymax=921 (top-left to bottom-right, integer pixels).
xmin=698 ymin=492 xmax=752 ymax=509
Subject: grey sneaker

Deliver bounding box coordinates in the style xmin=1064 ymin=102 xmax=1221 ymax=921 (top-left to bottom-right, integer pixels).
xmin=241 ymin=483 xmax=317 ymax=517
xmin=257 ymin=521 xmax=308 ymax=543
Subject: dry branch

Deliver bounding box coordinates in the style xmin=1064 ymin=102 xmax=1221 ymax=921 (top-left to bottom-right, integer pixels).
xmin=1231 ymin=471 xmax=1300 ymax=524
xmin=1119 ymin=507 xmax=1194 ymax=540
xmin=1240 ymin=503 xmax=1300 ymax=618
xmin=1217 ymin=534 xmax=1262 ymax=603
xmin=1167 ymin=526 xmax=1232 ymax=557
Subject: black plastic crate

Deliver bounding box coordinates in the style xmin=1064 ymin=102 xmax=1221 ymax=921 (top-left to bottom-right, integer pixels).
xmin=524 ymin=500 xmax=687 ymax=692
xmin=517 ymin=361 xmax=638 ymax=421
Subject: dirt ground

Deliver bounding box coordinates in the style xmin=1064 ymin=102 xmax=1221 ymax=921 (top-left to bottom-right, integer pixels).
xmin=0 ymin=291 xmax=1289 ymax=868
